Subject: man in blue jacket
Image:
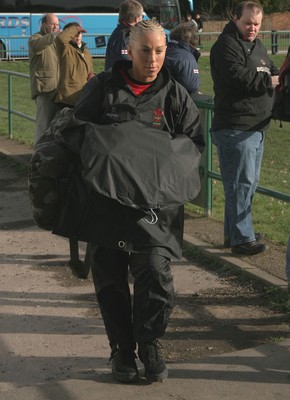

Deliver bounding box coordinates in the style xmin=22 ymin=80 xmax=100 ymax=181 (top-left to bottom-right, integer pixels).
xmin=164 ymin=22 xmax=200 ymax=94
xmin=105 ymin=0 xmax=143 ymax=70
xmin=210 ymin=1 xmax=279 ymax=255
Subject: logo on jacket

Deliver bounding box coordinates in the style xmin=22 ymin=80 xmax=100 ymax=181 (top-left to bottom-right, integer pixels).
xmin=152 ymin=108 xmax=164 ymax=128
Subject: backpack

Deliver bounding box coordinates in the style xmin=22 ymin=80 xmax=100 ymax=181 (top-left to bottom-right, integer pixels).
xmin=28 ymin=108 xmax=78 ymax=230
xmin=272 ymin=46 xmax=290 ymax=125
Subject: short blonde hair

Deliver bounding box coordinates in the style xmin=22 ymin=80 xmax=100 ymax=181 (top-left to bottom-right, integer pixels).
xmin=128 ymin=19 xmax=166 ymax=46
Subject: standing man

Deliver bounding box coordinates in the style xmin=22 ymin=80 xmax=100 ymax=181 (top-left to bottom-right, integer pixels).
xmin=210 ymin=1 xmax=279 ymax=255
xmin=54 ymin=22 xmax=95 ymax=108
xmin=29 ymin=13 xmax=60 ymax=145
xmin=104 ymin=0 xmax=143 ymax=70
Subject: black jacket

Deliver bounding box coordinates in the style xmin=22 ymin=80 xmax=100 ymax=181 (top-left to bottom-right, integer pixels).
xmin=53 ymin=60 xmax=205 ymax=259
xmin=210 ymin=21 xmax=279 ymax=131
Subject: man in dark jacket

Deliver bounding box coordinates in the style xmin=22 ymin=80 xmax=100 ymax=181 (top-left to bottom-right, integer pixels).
xmin=104 ymin=0 xmax=143 ymax=70
xmin=54 ymin=19 xmax=204 ymax=384
xmin=210 ymin=1 xmax=279 ymax=255
xmin=164 ymin=22 xmax=200 ymax=94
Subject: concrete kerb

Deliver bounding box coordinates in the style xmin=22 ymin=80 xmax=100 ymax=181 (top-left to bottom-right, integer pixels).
xmin=183 ymin=233 xmax=289 ymax=293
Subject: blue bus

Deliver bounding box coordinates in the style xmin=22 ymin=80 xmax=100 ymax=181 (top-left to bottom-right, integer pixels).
xmin=0 ymin=0 xmax=194 ymax=58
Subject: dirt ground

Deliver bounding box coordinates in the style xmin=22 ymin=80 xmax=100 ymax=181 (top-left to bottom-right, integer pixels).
xmin=0 ymin=149 xmax=290 ymax=367
xmin=184 ymin=212 xmax=288 ymax=282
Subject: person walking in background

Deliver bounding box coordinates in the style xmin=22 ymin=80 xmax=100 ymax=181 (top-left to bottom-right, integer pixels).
xmin=54 ymin=19 xmax=204 ymax=383
xmin=193 ymin=11 xmax=203 ymax=47
xmin=54 ymin=22 xmax=95 ymax=108
xmin=193 ymin=12 xmax=203 ymax=33
xmin=184 ymin=12 xmax=196 ymax=26
xmin=28 ymin=13 xmax=60 ymax=145
xmin=104 ymin=0 xmax=143 ymax=70
xmin=164 ymin=22 xmax=200 ymax=94
xmin=210 ymin=1 xmax=279 ymax=255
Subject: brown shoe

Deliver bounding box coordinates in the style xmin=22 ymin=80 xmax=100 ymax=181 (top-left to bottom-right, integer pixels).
xmin=231 ymin=241 xmax=267 ymax=255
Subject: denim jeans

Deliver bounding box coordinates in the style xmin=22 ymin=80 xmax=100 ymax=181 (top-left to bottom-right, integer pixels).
xmin=211 ymin=129 xmax=264 ymax=247
xmin=286 ymin=236 xmax=290 ymax=283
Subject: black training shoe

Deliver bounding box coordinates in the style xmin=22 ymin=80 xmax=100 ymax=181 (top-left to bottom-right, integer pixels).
xmin=231 ymin=241 xmax=267 ymax=255
xmin=110 ymin=347 xmax=139 ymax=383
xmin=224 ymin=232 xmax=263 ymax=248
xmin=138 ymin=340 xmax=168 ymax=382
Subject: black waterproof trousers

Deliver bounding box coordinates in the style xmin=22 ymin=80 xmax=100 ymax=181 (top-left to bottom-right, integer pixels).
xmin=90 ymin=245 xmax=174 ymax=351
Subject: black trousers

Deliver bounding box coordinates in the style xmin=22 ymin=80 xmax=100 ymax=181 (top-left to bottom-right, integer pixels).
xmin=91 ymin=245 xmax=174 ymax=350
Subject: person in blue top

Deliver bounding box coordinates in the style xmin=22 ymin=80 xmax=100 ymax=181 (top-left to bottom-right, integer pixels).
xmin=164 ymin=22 xmax=200 ymax=94
xmin=104 ymin=0 xmax=143 ymax=70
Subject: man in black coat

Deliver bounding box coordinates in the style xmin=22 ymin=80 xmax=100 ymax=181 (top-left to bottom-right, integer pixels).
xmin=210 ymin=1 xmax=279 ymax=255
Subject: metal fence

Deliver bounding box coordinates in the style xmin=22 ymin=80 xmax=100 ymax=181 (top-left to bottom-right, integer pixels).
xmin=197 ymin=30 xmax=290 ymax=54
xmin=192 ymin=95 xmax=290 ymax=215
xmin=1 ymin=69 xmax=290 ymax=215
xmin=0 ymin=69 xmax=35 ymax=137
xmin=0 ymin=33 xmax=111 ymax=59
xmin=1 ymin=30 xmax=290 ymax=60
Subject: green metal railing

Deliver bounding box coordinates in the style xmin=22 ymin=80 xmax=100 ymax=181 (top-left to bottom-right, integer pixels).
xmin=193 ymin=94 xmax=290 ymax=215
xmin=1 ymin=30 xmax=290 ymax=60
xmin=0 ymin=69 xmax=35 ymax=138
xmin=1 ymin=69 xmax=290 ymax=216
xmin=197 ymin=30 xmax=290 ymax=54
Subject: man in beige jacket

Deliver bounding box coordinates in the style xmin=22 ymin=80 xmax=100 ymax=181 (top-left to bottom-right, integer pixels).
xmin=29 ymin=13 xmax=60 ymax=145
xmin=54 ymin=22 xmax=95 ymax=108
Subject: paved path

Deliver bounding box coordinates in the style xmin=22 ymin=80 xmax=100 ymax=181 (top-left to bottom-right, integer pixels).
xmin=0 ymin=137 xmax=290 ymax=400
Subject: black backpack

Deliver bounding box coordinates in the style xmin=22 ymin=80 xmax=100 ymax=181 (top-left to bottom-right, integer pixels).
xmin=272 ymin=46 xmax=290 ymax=125
xmin=28 ymin=108 xmax=79 ymax=230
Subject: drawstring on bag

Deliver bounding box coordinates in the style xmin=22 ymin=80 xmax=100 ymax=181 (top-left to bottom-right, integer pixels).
xmin=142 ymin=208 xmax=158 ymax=224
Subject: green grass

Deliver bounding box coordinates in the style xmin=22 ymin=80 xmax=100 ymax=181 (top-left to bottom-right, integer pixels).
xmin=1 ymin=55 xmax=289 ymax=245
xmin=0 ymin=59 xmax=105 ymax=146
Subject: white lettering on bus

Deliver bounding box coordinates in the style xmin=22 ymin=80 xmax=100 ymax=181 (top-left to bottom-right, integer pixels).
xmin=0 ymin=17 xmax=30 ymax=29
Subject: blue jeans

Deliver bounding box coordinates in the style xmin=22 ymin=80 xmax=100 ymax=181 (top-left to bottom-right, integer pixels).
xmin=286 ymin=236 xmax=290 ymax=283
xmin=211 ymin=129 xmax=264 ymax=247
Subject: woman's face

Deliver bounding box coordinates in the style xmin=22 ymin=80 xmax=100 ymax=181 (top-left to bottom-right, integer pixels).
xmin=74 ymin=32 xmax=82 ymax=46
xmin=128 ymin=31 xmax=166 ymax=82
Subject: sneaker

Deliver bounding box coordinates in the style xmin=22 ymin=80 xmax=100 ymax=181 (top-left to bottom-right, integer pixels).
xmin=138 ymin=340 xmax=168 ymax=382
xmin=224 ymin=232 xmax=263 ymax=248
xmin=231 ymin=241 xmax=267 ymax=255
xmin=110 ymin=347 xmax=139 ymax=383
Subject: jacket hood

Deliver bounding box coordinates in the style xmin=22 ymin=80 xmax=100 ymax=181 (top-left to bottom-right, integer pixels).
xmin=167 ymin=40 xmax=192 ymax=52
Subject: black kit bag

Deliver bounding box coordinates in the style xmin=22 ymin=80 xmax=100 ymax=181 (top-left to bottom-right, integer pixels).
xmin=80 ymin=120 xmax=202 ymax=212
xmin=28 ymin=108 xmax=79 ymax=230
xmin=272 ymin=46 xmax=290 ymax=125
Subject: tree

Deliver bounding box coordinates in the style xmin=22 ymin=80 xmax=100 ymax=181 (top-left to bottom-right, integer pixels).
xmin=194 ymin=0 xmax=290 ymax=18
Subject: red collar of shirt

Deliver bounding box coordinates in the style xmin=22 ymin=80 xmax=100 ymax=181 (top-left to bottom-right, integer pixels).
xmin=121 ymin=68 xmax=153 ymax=96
